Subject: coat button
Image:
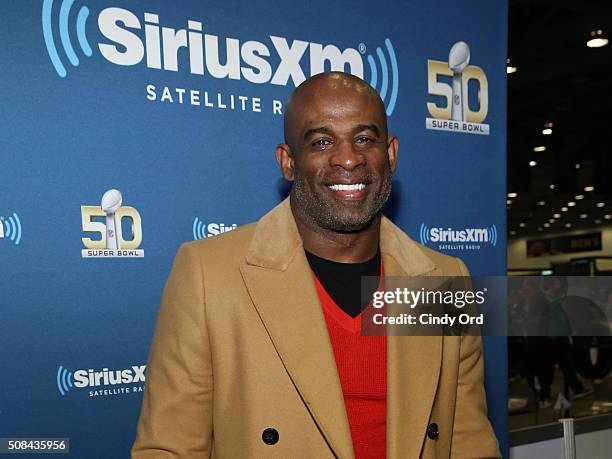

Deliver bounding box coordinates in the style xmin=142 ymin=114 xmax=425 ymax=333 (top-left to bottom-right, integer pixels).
xmin=427 ymin=422 xmax=439 ymax=440
xmin=262 ymin=427 xmax=279 ymax=445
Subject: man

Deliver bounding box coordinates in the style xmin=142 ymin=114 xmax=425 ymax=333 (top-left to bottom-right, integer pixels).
xmin=537 ymin=278 xmax=591 ymax=405
xmin=132 ymin=72 xmax=500 ymax=458
xmin=520 ymin=277 xmax=553 ymax=407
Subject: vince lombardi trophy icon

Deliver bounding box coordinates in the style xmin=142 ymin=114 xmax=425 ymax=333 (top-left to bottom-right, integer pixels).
xmin=448 ymin=41 xmax=470 ymax=122
xmin=101 ymin=189 xmax=122 ymax=250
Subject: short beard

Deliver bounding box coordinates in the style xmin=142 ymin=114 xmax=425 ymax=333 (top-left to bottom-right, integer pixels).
xmin=291 ymin=164 xmax=393 ymax=233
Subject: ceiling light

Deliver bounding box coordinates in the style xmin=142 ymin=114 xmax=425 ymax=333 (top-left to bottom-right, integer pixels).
xmin=537 ymin=227 xmax=543 ymax=232
xmin=510 ymin=230 xmax=517 ymax=235
xmin=544 ymin=223 xmax=550 ymax=228
xmin=565 ymin=223 xmax=572 ymax=228
xmin=561 ymin=207 xmax=568 ymax=212
xmin=519 ymin=223 xmax=526 ymax=228
xmin=568 ymin=202 xmax=576 ymax=207
xmin=595 ymin=219 xmax=602 ymax=224
xmin=575 ymin=195 xmax=584 ymax=200
xmin=533 ymin=146 xmax=546 ymax=152
xmin=548 ymin=218 xmax=555 ymax=223
xmin=553 ymin=214 xmax=561 ymax=218
xmin=584 ymin=186 xmax=594 ymax=192
xmin=506 ymin=59 xmax=517 ymax=74
xmin=507 ymin=192 xmax=518 ymax=198
xmin=587 ymin=38 xmax=608 ymax=48
xmin=587 ymin=30 xmax=609 ymax=48
xmin=605 ymin=215 xmax=612 ymax=220
xmin=529 ymin=160 xmax=537 ymax=167
xmin=507 ymin=200 xmax=512 ymax=205
xmin=575 ymin=163 xmax=581 ymax=169
xmin=550 ymin=184 xmax=555 ymax=190
xmin=597 ymin=202 xmax=605 ymax=207
xmin=580 ymin=214 xmax=588 ymax=219
xmin=542 ymin=128 xmax=552 ymax=135
xmin=538 ymin=201 xmax=546 ymax=206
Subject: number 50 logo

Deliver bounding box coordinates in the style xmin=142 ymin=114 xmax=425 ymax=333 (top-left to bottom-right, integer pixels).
xmin=426 ymin=41 xmax=490 ymax=135
xmin=81 ymin=190 xmax=144 ymax=258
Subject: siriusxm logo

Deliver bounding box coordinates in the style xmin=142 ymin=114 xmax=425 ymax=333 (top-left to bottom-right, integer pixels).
xmin=419 ymin=223 xmax=498 ymax=250
xmin=41 ymin=1 xmax=399 ymax=114
xmin=56 ymin=364 xmax=146 ymax=396
xmin=0 ymin=213 xmax=22 ymax=246
xmin=42 ymin=0 xmax=92 ymax=77
xmin=193 ymin=217 xmax=237 ymax=240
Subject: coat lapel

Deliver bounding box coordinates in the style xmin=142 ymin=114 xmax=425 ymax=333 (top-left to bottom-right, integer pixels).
xmin=380 ymin=218 xmax=443 ymax=459
xmin=240 ymin=198 xmax=355 ymax=459
xmin=240 ymin=199 xmax=445 ymax=459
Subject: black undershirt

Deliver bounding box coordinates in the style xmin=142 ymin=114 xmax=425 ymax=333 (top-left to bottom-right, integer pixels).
xmin=305 ymin=249 xmax=381 ymax=318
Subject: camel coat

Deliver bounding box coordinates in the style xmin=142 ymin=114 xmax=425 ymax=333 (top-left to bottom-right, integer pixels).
xmin=132 ymin=198 xmax=501 ymax=458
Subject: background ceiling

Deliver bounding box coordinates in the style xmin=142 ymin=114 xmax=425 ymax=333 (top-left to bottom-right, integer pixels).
xmin=507 ymin=0 xmax=611 ymax=238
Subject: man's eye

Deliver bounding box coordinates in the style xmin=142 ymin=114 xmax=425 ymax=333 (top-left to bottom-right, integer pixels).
xmin=313 ymin=139 xmax=332 ymax=148
xmin=355 ymin=136 xmax=372 ymax=144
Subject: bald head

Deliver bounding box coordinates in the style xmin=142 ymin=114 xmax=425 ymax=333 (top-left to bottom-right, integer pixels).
xmin=283 ymin=72 xmax=387 ymax=150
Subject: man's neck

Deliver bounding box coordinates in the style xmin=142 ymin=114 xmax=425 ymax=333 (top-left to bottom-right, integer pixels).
xmin=290 ymin=197 xmax=381 ymax=263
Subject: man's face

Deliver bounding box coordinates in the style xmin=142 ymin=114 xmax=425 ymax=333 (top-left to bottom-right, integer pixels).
xmin=281 ymin=81 xmax=397 ymax=232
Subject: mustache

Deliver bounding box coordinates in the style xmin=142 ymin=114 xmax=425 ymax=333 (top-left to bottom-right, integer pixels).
xmin=320 ymin=170 xmax=380 ymax=184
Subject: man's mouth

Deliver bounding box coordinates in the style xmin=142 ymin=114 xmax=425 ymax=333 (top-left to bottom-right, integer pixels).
xmin=325 ymin=182 xmax=368 ymax=199
xmin=327 ymin=183 xmax=366 ymax=191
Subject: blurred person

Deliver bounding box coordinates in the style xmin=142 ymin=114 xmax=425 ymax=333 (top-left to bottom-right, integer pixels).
xmin=537 ymin=277 xmax=592 ymax=405
xmin=520 ymin=277 xmax=552 ymax=406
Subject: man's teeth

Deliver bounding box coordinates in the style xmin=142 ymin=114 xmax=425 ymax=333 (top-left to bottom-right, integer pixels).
xmin=328 ymin=183 xmax=366 ymax=191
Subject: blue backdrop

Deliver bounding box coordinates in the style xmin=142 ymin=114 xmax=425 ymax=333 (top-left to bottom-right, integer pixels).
xmin=0 ymin=0 xmax=507 ymax=457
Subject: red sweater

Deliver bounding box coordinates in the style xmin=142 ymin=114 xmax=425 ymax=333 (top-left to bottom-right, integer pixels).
xmin=312 ymin=273 xmax=387 ymax=459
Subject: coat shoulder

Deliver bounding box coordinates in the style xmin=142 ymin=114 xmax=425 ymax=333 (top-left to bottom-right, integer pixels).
xmin=180 ymin=222 xmax=257 ymax=266
xmin=382 ymin=216 xmax=469 ymax=276
xmin=417 ymin=242 xmax=469 ymax=276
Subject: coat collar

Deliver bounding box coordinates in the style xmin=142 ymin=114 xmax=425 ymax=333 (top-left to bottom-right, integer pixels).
xmin=241 ymin=198 xmax=442 ymax=458
xmin=245 ymin=197 xmax=436 ymax=276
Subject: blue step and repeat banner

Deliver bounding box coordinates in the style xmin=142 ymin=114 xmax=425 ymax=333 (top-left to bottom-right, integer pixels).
xmin=1 ymin=0 xmax=507 ymax=457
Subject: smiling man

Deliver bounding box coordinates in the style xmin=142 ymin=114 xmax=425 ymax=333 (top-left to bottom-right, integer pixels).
xmin=132 ymin=72 xmax=500 ymax=459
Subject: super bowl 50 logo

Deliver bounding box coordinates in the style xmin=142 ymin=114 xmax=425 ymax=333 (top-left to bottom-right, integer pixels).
xmin=81 ymin=189 xmax=144 ymax=258
xmin=426 ymin=41 xmax=489 ymax=135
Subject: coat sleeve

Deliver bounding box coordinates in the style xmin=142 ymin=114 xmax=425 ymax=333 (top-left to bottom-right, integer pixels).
xmin=132 ymin=243 xmax=213 ymax=459
xmin=449 ymin=259 xmax=501 ymax=459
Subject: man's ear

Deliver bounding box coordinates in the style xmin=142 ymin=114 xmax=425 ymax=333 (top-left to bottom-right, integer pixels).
xmin=276 ymin=143 xmax=295 ymax=181
xmin=387 ymin=135 xmax=399 ymax=172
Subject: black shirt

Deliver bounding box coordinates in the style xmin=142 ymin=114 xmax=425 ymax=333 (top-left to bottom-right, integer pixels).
xmin=305 ymin=249 xmax=381 ymax=318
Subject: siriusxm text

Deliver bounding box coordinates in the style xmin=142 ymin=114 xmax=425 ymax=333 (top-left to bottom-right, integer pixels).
xmin=98 ymin=8 xmax=363 ymax=86
xmin=429 ymin=228 xmax=490 ymax=243
xmin=73 ymin=365 xmax=146 ymax=388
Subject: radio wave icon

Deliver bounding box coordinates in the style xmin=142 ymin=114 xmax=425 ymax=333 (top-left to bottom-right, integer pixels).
xmin=419 ymin=223 xmax=430 ymax=245
xmin=366 ymin=39 xmax=399 ymax=116
xmin=56 ymin=366 xmax=74 ymax=396
xmin=488 ymin=225 xmax=498 ymax=247
xmin=42 ymin=0 xmax=92 ymax=78
xmin=0 ymin=213 xmax=22 ymax=245
xmin=193 ymin=217 xmax=207 ymax=240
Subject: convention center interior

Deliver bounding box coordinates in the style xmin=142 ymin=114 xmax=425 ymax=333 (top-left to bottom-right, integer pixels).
xmin=507 ymin=0 xmax=612 ymax=457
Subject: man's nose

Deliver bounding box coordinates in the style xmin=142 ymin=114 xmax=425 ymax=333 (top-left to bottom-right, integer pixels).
xmin=329 ymin=140 xmax=366 ymax=170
